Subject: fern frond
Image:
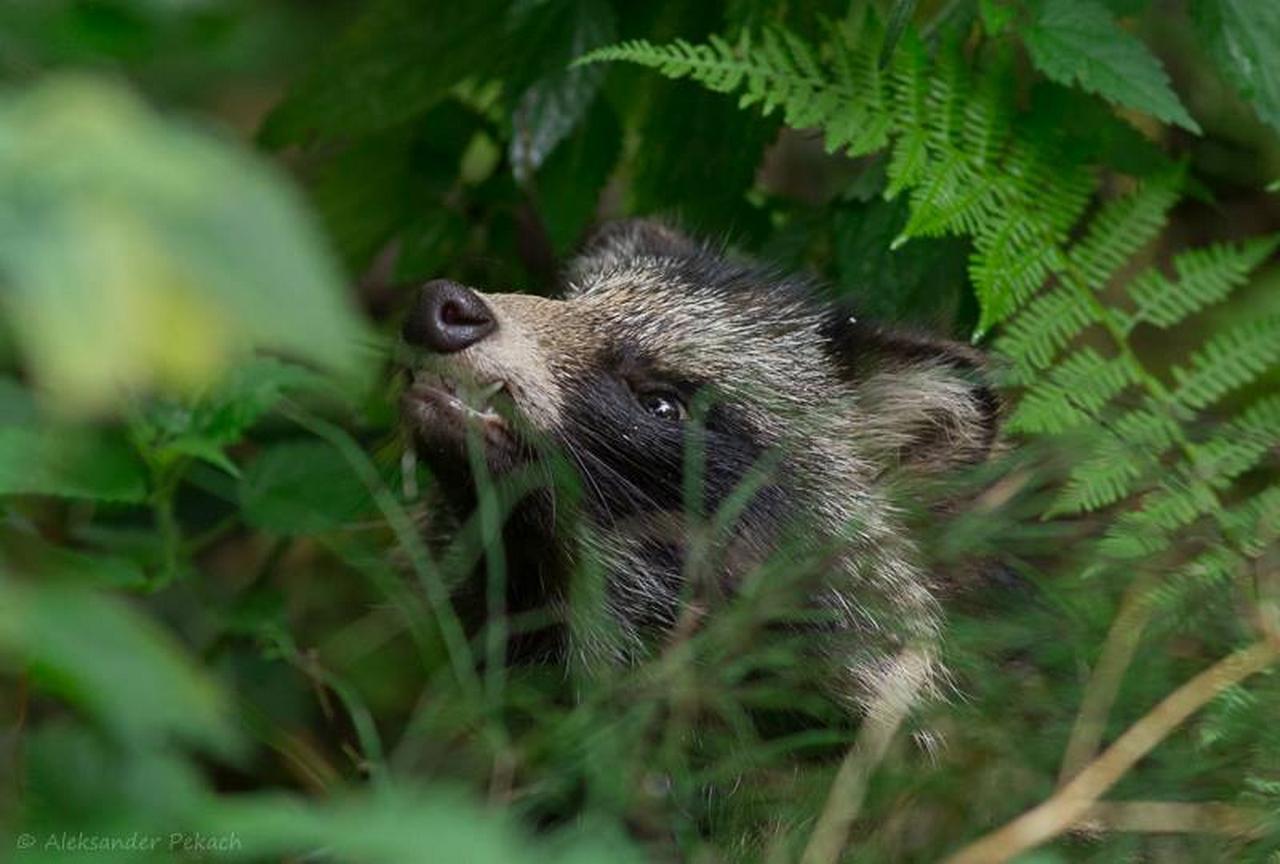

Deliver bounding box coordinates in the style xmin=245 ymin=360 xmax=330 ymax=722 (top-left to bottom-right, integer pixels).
xmin=1146 ymin=545 xmax=1249 ymax=620
xmin=969 ymin=221 xmax=1065 ymax=330
xmin=1067 ymin=172 xmax=1182 ymax=291
xmin=1006 ymin=348 xmax=1137 ymax=434
xmin=1125 ymin=236 xmax=1280 ymax=332
xmin=884 ymin=35 xmax=929 ymax=197
xmin=824 ymin=12 xmax=890 ymax=154
xmin=995 ymin=285 xmax=1096 ymax=378
xmin=969 ymin=138 xmax=1091 ymax=331
xmin=1193 ymin=393 xmax=1280 ymax=484
xmin=1098 ymin=476 xmax=1219 ymax=560
xmin=1221 ymin=486 xmax=1280 ymax=555
xmin=1048 ymin=407 xmax=1180 ymax=515
xmin=1171 ymin=315 xmax=1280 ymax=410
xmin=579 ymin=36 xmax=754 ymax=94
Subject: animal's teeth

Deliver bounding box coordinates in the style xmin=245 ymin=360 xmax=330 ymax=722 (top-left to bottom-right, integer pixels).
xmin=478 ymin=380 xmax=505 ymax=399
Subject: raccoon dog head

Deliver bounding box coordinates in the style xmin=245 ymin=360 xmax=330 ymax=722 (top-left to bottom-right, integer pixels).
xmin=400 ymin=219 xmax=997 ymax=706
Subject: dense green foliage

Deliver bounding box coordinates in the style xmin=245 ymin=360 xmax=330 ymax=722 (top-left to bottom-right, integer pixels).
xmin=0 ymin=1 xmax=1278 ymax=862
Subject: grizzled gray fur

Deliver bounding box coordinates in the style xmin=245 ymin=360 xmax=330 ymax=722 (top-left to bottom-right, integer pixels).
xmin=400 ymin=219 xmax=997 ymax=715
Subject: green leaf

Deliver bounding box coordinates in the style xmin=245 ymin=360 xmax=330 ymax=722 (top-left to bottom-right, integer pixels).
xmin=0 ymin=76 xmax=368 ymax=413
xmin=0 ymin=579 xmax=237 ymax=753
xmin=240 ymin=440 xmax=374 ymax=535
xmin=309 ymin=102 xmax=476 ymax=273
xmin=979 ymin=0 xmax=1017 ymax=36
xmin=509 ymin=0 xmax=616 ymax=184
xmin=0 ymin=424 xmax=146 ymax=502
xmin=1066 ymin=170 xmax=1181 ymax=291
xmin=0 ymin=525 xmax=147 ymax=590
xmin=1191 ymin=0 xmax=1280 ymax=134
xmin=1006 ymin=348 xmax=1137 ymax=434
xmin=136 ymin=357 xmax=334 ymax=476
xmin=260 ymin=0 xmax=512 ymax=147
xmin=535 ymin=96 xmax=621 ymax=254
xmin=832 ymin=196 xmax=969 ymax=328
xmin=630 ymin=78 xmax=775 ymax=235
xmin=1023 ymin=0 xmax=1199 ymax=133
xmin=1171 ymin=315 xmax=1280 ymax=409
xmin=202 ymin=787 xmax=646 ymax=864
xmin=1125 ymin=235 xmax=1279 ymax=331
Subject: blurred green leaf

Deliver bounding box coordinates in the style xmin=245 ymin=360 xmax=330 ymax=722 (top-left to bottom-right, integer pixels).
xmin=0 ymin=424 xmax=146 ymax=501
xmin=631 ymin=82 xmax=775 ymax=235
xmin=978 ymin=0 xmax=1016 ymax=37
xmin=17 ymin=721 xmax=210 ymax=855
xmin=1191 ymin=0 xmax=1280 ymax=135
xmin=259 ymin=0 xmax=512 ymax=147
xmin=0 ymin=580 xmax=237 ymax=753
xmin=136 ymin=357 xmax=334 ymax=476
xmin=202 ymin=787 xmax=646 ymax=864
xmin=1023 ymin=0 xmax=1200 ymax=133
xmin=0 ymin=525 xmax=147 ymax=589
xmin=0 ymin=75 xmax=367 ymax=413
xmin=536 ymin=96 xmax=621 ymax=253
xmin=240 ymin=440 xmax=374 ymax=535
xmin=832 ymin=196 xmax=969 ymax=331
xmin=311 ymin=102 xmax=475 ymax=273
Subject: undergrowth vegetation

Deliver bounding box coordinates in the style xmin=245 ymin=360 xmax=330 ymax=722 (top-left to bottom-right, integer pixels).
xmin=0 ymin=1 xmax=1278 ymax=862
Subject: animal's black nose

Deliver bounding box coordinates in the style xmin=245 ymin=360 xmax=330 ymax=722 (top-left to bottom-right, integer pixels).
xmin=403 ymin=279 xmax=496 ymax=353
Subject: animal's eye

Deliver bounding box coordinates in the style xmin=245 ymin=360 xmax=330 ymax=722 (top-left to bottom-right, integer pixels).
xmin=637 ymin=388 xmax=686 ymax=422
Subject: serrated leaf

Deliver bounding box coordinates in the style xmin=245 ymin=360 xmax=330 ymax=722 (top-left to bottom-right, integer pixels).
xmin=1191 ymin=0 xmax=1280 ymax=135
xmin=1023 ymin=0 xmax=1199 ymax=133
xmin=136 ymin=357 xmax=333 ymax=476
xmin=240 ymin=440 xmax=374 ymax=535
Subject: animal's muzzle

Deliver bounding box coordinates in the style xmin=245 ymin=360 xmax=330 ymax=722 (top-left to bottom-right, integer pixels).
xmin=403 ymin=279 xmax=497 ymax=353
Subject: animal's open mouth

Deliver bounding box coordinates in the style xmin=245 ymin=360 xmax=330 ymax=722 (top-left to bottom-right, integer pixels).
xmin=402 ymin=370 xmax=512 ymax=449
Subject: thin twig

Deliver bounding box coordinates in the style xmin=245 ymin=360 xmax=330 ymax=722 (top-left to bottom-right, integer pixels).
xmin=1057 ymin=573 xmax=1156 ymax=785
xmin=945 ymin=639 xmax=1280 ymax=864
xmin=800 ymin=648 xmax=932 ymax=864
xmin=1074 ymin=801 xmax=1267 ymax=838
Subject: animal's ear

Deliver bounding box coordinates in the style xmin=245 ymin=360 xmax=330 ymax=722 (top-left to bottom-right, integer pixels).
xmin=566 ymin=219 xmax=700 ymax=287
xmin=832 ymin=319 xmax=1000 ymax=473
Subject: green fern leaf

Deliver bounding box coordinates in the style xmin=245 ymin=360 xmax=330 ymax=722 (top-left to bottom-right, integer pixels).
xmin=578 ymin=36 xmax=753 ymax=94
xmin=824 ymin=13 xmax=891 ymax=155
xmin=885 ymin=36 xmax=930 ymax=197
xmin=1147 ymin=545 xmax=1248 ymax=618
xmin=1067 ymin=172 xmax=1182 ymax=292
xmin=1220 ymin=485 xmax=1280 ymax=555
xmin=996 ymin=285 xmax=1096 ymax=378
xmin=1098 ymin=476 xmax=1219 ymax=559
xmin=1193 ymin=393 xmax=1280 ymax=484
xmin=1048 ymin=407 xmax=1180 ymax=515
xmin=1171 ymin=315 xmax=1280 ymax=409
xmin=1007 ymin=348 xmax=1137 ymax=433
xmin=970 ymin=221 xmax=1065 ymax=331
xmin=1126 ymin=235 xmax=1280 ymax=331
